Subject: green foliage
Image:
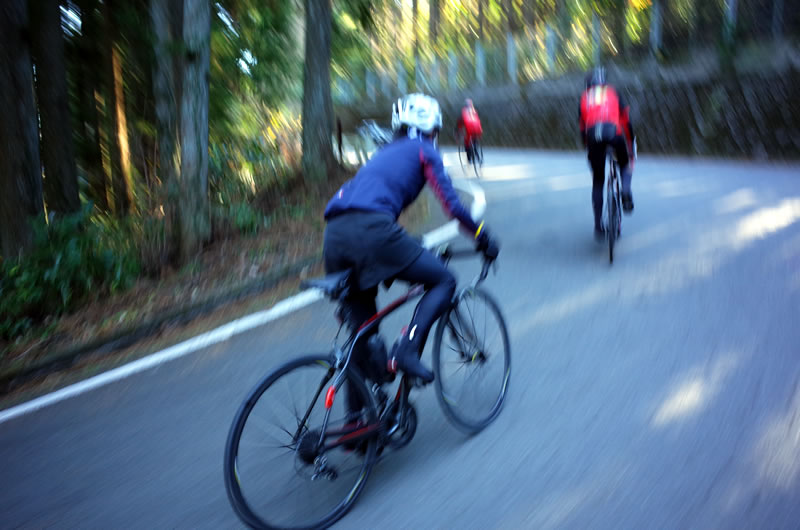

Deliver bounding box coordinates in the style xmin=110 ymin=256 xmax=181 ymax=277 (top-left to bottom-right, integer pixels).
xmin=0 ymin=205 xmax=140 ymax=339
xmin=212 ymin=202 xmax=272 ymax=237
xmin=210 ymin=0 xmax=298 ymax=142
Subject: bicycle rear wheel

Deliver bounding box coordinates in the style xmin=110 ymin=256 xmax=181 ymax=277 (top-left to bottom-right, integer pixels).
xmin=433 ymin=287 xmax=510 ymax=434
xmin=606 ymin=155 xmax=619 ymax=264
xmin=224 ymin=355 xmax=378 ymax=530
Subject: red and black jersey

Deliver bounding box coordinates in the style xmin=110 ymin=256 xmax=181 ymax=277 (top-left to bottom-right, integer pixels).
xmin=579 ymin=84 xmax=634 ymax=144
xmin=458 ymin=107 xmax=482 ymax=137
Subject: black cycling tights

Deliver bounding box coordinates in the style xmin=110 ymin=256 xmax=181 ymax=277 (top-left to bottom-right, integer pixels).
xmin=588 ymin=134 xmax=631 ymax=230
xmin=343 ymin=249 xmax=456 ymax=361
xmin=342 ymin=250 xmax=455 ymax=413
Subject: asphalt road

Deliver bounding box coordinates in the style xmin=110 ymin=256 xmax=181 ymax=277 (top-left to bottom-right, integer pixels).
xmin=2 ymin=148 xmax=800 ymax=529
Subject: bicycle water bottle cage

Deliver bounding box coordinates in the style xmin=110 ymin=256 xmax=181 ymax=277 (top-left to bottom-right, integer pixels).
xmin=301 ymin=269 xmax=352 ymax=302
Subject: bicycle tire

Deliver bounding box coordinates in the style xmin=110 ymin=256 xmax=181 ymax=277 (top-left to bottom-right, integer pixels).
xmin=224 ymin=354 xmax=378 ymax=530
xmin=432 ymin=287 xmax=510 ymax=434
xmin=606 ymin=153 xmax=618 ymax=264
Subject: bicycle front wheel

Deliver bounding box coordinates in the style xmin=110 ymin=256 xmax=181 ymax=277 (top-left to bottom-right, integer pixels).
xmin=433 ymin=287 xmax=510 ymax=434
xmin=224 ymin=355 xmax=378 ymax=529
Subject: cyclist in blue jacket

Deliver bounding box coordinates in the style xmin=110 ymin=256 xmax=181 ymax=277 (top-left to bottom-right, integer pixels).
xmin=323 ymin=93 xmax=499 ymax=411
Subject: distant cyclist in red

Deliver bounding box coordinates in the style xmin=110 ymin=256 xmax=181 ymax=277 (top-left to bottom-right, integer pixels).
xmin=457 ymin=99 xmax=482 ymax=163
xmin=579 ymin=67 xmax=636 ymax=241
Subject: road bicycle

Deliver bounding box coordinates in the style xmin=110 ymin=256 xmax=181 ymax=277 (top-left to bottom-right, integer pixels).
xmin=223 ymin=245 xmax=510 ymax=529
xmin=604 ymin=137 xmax=636 ymax=264
xmin=458 ymin=133 xmax=484 ymax=178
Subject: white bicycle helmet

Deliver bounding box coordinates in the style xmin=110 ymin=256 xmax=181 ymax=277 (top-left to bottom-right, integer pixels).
xmin=391 ymin=93 xmax=442 ymax=135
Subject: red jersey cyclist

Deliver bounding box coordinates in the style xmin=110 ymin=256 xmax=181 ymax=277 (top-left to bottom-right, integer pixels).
xmin=579 ymin=67 xmax=636 ymax=241
xmin=457 ymin=99 xmax=483 ymax=164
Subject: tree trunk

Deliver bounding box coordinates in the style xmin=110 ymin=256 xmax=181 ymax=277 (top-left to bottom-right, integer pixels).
xmin=546 ymin=23 xmax=556 ymax=72
xmin=475 ymin=41 xmax=486 ymax=86
xmin=478 ymin=0 xmax=484 ymax=40
xmin=724 ymin=0 xmax=738 ymax=48
xmin=150 ymin=0 xmax=183 ymax=259
xmin=0 ymin=0 xmax=44 ymax=258
xmin=103 ymin=0 xmax=135 ymax=215
xmin=412 ymin=0 xmax=418 ymax=56
xmin=650 ymin=0 xmax=663 ymax=59
xmin=30 ymin=0 xmax=80 ymax=217
xmin=301 ymin=0 xmax=335 ymax=185
xmin=394 ymin=0 xmax=405 ymax=93
xmin=523 ymin=0 xmax=537 ymax=30
xmin=75 ymin=0 xmax=108 ymax=212
xmin=772 ymin=0 xmax=784 ymax=42
xmin=612 ymin=0 xmax=627 ymax=55
xmin=429 ymin=0 xmax=439 ymax=43
xmin=178 ymin=0 xmax=211 ymax=262
xmin=476 ymin=0 xmax=485 ymax=84
xmin=412 ymin=0 xmax=420 ymax=88
xmin=503 ymin=0 xmax=519 ymax=33
xmin=592 ymin=10 xmax=600 ymax=64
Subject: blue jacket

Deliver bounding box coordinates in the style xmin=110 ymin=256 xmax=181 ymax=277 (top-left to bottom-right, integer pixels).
xmin=324 ymin=136 xmax=480 ymax=235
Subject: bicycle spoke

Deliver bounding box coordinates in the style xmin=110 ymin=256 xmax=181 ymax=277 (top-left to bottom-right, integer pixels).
xmin=226 ymin=356 xmax=376 ymax=529
xmin=433 ymin=289 xmax=510 ymax=433
xmin=241 ymin=414 xmax=295 ymax=448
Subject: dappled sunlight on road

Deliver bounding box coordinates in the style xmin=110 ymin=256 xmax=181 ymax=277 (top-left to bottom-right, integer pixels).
xmin=732 ymin=198 xmax=800 ymax=250
xmin=651 ymin=353 xmax=740 ymax=428
xmin=714 ymin=188 xmax=758 ymax=215
xmin=645 ymin=177 xmax=715 ymax=199
xmin=777 ymin=232 xmax=800 ymax=262
xmin=544 ymin=174 xmax=590 ymax=191
xmin=516 ymin=283 xmax=609 ymax=328
xmin=720 ymin=381 xmax=800 ymax=516
xmin=486 ymin=173 xmax=589 ymax=203
xmin=510 ymin=481 xmax=600 ymax=528
xmin=513 ymin=195 xmax=800 ymax=340
xmin=619 ymin=219 xmax=682 ymax=253
xmin=479 ymin=163 xmax=535 ymax=181
xmin=753 ymin=384 xmax=800 ymax=490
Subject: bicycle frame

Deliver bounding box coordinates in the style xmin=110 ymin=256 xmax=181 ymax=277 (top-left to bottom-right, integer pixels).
xmin=302 ymin=248 xmax=493 ymax=453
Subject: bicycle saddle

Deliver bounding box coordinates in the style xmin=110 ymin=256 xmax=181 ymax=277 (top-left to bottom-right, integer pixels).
xmin=301 ymin=269 xmax=352 ymax=300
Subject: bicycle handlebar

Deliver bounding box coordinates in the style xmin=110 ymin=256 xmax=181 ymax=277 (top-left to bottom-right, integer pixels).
xmin=436 ymin=244 xmax=496 ymax=285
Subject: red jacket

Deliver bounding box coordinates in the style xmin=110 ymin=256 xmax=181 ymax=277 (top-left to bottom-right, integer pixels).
xmin=579 ymin=85 xmax=633 ymax=145
xmin=458 ymin=107 xmax=482 ymax=137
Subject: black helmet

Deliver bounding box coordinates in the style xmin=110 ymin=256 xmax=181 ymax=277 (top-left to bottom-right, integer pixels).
xmin=585 ymin=66 xmax=607 ymax=89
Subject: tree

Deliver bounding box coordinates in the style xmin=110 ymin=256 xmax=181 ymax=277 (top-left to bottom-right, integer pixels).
xmin=74 ymin=0 xmax=108 ymax=212
xmin=150 ymin=0 xmax=184 ymax=258
xmin=650 ymin=0 xmax=663 ymax=59
xmin=430 ymin=0 xmax=440 ymax=43
xmin=301 ymin=0 xmax=336 ymax=185
xmin=177 ymin=0 xmax=211 ymax=261
xmin=412 ymin=0 xmax=419 ymax=65
xmin=0 ymin=0 xmax=44 ymax=258
xmin=772 ymin=0 xmax=784 ymax=42
xmin=103 ymin=0 xmax=135 ymax=214
xmin=30 ymin=0 xmax=80 ymax=217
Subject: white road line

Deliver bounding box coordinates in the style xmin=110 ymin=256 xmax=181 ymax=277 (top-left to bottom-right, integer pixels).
xmin=0 ymin=179 xmax=486 ymax=424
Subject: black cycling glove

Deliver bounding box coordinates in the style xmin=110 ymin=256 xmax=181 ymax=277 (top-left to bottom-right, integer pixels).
xmin=475 ymin=226 xmax=500 ymax=260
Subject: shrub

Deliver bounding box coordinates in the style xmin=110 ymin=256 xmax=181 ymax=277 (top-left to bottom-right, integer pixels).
xmin=0 ymin=205 xmax=140 ymax=339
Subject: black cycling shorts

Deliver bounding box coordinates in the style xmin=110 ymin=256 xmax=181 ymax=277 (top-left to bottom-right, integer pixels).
xmin=323 ymin=210 xmax=424 ymax=291
xmin=586 ymin=123 xmax=629 ymax=174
